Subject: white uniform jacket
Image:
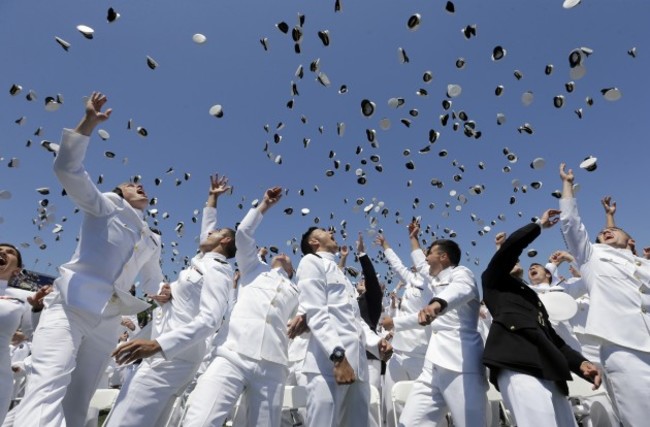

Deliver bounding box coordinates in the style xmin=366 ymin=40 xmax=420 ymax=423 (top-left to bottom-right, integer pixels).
xmin=156 ymin=250 xmax=232 ymax=360
xmin=216 ymin=208 xmax=299 ymax=365
xmin=297 ymin=252 xmax=368 ymax=381
xmin=51 ymin=129 xmax=163 ymax=316
xmin=152 ymin=207 xmax=221 ymax=362
xmin=394 ymin=265 xmax=484 ymax=373
xmin=383 ymin=248 xmax=432 ymax=356
xmin=560 ymin=197 xmax=650 ymax=352
xmin=2 ymin=286 xmax=38 ymax=339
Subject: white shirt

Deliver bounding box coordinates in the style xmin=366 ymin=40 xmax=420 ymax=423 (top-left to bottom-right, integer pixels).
xmin=216 ymin=208 xmax=299 ymax=365
xmin=50 ymin=129 xmax=163 ymax=316
xmin=297 ymin=252 xmax=367 ymax=380
xmin=383 ymin=248 xmax=432 ymax=356
xmin=560 ymin=197 xmax=650 ymax=352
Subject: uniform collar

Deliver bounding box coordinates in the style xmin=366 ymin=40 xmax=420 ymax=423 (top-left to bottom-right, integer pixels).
xmin=210 ymin=252 xmax=228 ymax=264
xmin=316 ymin=251 xmax=337 ymax=263
xmin=432 ymin=265 xmax=453 ymax=282
xmin=272 ymin=266 xmax=291 ymax=280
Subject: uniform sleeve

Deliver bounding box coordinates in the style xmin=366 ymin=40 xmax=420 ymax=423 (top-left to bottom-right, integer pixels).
xmin=559 ymin=198 xmax=593 ymax=267
xmin=433 ymin=267 xmax=479 ymax=313
xmin=393 ymin=311 xmax=424 ymax=332
xmin=138 ymin=238 xmax=164 ymax=296
xmin=156 ymin=261 xmax=231 ymax=360
xmin=359 ymin=254 xmax=382 ymax=328
xmin=297 ymin=255 xmax=344 ymax=356
xmin=384 ymin=248 xmax=424 ymax=288
xmin=484 ymin=222 xmax=541 ymax=289
xmin=53 ymin=129 xmax=116 ymax=217
xmin=235 ymin=208 xmax=267 ymax=282
xmin=200 ymin=206 xmax=218 ymax=243
xmin=411 ymin=249 xmax=429 ymax=278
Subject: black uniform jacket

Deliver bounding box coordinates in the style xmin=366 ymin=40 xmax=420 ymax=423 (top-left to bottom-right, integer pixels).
xmin=481 ymin=222 xmax=589 ymax=395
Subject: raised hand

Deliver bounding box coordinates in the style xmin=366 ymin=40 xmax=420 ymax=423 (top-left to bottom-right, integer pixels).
xmin=495 ymin=232 xmax=507 ymax=248
xmin=75 ymin=92 xmax=112 ymax=135
xmin=559 ymin=163 xmax=574 ymax=183
xmin=356 ymin=232 xmax=365 ymax=254
xmin=601 ymin=196 xmax=616 ymax=216
xmin=540 ymin=209 xmax=562 ymax=229
xmin=259 ymin=186 xmax=282 ymax=213
xmin=209 ymin=174 xmax=231 ymax=197
xmin=549 ymin=250 xmax=574 ymax=265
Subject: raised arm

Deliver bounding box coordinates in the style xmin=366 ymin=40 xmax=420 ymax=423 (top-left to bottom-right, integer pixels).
xmin=376 ymin=234 xmax=424 ymax=288
xmin=53 ymin=92 xmax=116 ymax=217
xmin=201 ymin=174 xmax=231 ymax=242
xmin=408 ymin=221 xmax=429 ymax=277
xmin=357 ymin=233 xmax=382 ymax=328
xmin=558 ymin=163 xmax=593 ymax=266
xmin=486 ymin=209 xmax=560 ymax=282
xmin=338 ymin=245 xmax=349 ymax=271
xmin=601 ymin=196 xmax=616 ymax=228
xmin=235 ymin=187 xmax=282 ymax=280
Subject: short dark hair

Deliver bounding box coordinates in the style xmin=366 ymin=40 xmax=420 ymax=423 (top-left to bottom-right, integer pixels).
xmin=301 ymin=227 xmax=320 ymax=256
xmin=429 ymin=239 xmax=461 ymax=266
xmin=0 ymin=243 xmax=23 ymax=268
xmin=223 ymin=228 xmax=237 ymax=259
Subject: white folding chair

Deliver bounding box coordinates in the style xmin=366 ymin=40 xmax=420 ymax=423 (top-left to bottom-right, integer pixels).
xmin=282 ymin=385 xmax=307 ymax=427
xmin=390 ymin=380 xmax=415 ymax=427
xmin=567 ymin=373 xmax=610 ymax=424
xmin=486 ymin=383 xmax=514 ymax=427
xmin=282 ymin=385 xmax=308 ymax=409
xmin=369 ymin=385 xmax=382 ymax=427
xmin=85 ymin=388 xmax=119 ymax=427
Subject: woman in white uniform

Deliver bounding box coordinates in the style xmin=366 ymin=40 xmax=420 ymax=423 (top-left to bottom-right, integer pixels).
xmin=0 ymin=243 xmax=26 ymax=423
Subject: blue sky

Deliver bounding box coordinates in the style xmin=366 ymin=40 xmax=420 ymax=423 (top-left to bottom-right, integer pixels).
xmin=1 ymin=0 xmax=648 ymax=287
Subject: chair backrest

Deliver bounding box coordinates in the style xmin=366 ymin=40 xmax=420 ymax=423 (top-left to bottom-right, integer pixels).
xmin=568 ymin=374 xmax=607 ymax=399
xmin=282 ymin=385 xmax=308 ymax=409
xmin=391 ymin=380 xmax=415 ymax=405
xmin=89 ymin=388 xmax=119 ymax=412
xmin=370 ymin=385 xmax=382 ymax=426
xmin=486 ymin=383 xmax=503 ymax=402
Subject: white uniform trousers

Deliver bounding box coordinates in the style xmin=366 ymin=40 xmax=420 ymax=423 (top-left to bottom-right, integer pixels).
xmin=600 ymin=342 xmax=650 ymax=427
xmin=182 ymin=348 xmax=288 ymax=427
xmin=384 ymin=351 xmax=425 ymax=427
xmin=16 ymin=302 xmax=120 ymax=427
xmin=104 ymin=356 xmax=201 ymax=427
xmin=399 ymin=361 xmax=487 ymax=427
xmin=304 ymin=372 xmax=370 ymax=427
xmin=497 ymin=369 xmax=577 ymax=427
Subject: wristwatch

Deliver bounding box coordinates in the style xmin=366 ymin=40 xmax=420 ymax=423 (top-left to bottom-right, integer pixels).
xmin=330 ymin=346 xmax=345 ymax=363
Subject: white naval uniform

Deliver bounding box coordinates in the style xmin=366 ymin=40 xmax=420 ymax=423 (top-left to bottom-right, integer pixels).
xmin=560 ymin=197 xmax=650 ymax=427
xmin=399 ymin=265 xmax=488 ymax=427
xmin=16 ymin=129 xmax=164 ymax=427
xmin=105 ymin=206 xmax=226 ymax=427
xmin=382 ymin=248 xmax=432 ymax=427
xmin=297 ymin=252 xmax=370 ymax=427
xmin=1 ymin=281 xmax=24 ymax=424
xmin=183 ymin=208 xmax=299 ymax=427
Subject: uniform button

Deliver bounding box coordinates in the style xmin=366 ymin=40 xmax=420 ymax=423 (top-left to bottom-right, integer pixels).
xmin=643 ymin=308 xmax=647 ymax=314
xmin=640 ymin=288 xmax=646 ymax=294
xmin=520 ymin=286 xmax=525 ymax=290
xmin=510 ymin=326 xmax=515 ymax=330
xmin=266 ymin=318 xmax=271 ymax=324
xmin=636 ymin=261 xmax=642 ymax=267
xmin=538 ymin=301 xmax=542 ymax=307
